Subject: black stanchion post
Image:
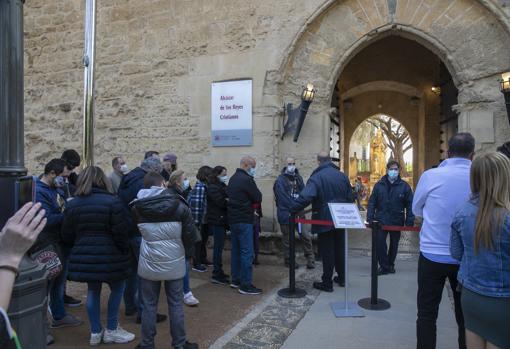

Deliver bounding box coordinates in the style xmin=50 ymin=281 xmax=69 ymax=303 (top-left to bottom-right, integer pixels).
xmin=358 ymin=220 xmax=391 ymax=310
xmin=278 ymin=213 xmax=307 ymax=298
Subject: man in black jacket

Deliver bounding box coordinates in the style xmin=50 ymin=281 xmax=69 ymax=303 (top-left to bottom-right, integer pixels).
xmin=367 ymin=160 xmax=414 ymax=275
xmin=290 ymin=151 xmax=354 ymax=292
xmin=227 ymin=156 xmax=263 ymax=295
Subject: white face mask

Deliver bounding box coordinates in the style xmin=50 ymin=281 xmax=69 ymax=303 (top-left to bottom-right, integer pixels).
xmin=219 ymin=175 xmax=229 ymax=184
xmin=120 ymin=164 xmax=129 ymax=174
xmin=286 ymin=165 xmax=296 ymax=173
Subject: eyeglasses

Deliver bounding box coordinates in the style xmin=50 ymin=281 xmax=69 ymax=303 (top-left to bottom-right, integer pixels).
xmin=287 ymin=163 xmax=296 ymax=166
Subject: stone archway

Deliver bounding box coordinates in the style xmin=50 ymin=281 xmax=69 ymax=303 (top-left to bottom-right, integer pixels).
xmin=267 ymin=0 xmax=510 ymax=177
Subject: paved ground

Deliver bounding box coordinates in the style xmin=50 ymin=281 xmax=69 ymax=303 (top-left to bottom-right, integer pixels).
xmin=211 ymin=252 xmax=460 ymax=349
xmin=51 ymin=251 xmax=288 ymax=349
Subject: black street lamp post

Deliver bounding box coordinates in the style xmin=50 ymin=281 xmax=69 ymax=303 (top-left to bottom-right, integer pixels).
xmin=0 ymin=1 xmax=48 ymax=348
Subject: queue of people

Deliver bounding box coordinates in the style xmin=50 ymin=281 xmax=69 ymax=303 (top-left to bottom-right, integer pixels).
xmin=0 ymin=136 xmax=509 ymax=349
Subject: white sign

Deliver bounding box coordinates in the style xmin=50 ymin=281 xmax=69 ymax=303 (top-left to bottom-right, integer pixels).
xmin=211 ymin=79 xmax=252 ymax=146
xmin=328 ymin=203 xmax=365 ymax=229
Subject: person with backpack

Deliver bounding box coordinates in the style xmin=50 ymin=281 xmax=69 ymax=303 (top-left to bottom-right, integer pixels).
xmin=274 ymin=157 xmax=315 ymax=269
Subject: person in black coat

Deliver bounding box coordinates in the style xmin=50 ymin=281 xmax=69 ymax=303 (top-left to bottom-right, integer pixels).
xmin=61 ymin=166 xmax=135 ymax=345
xmin=367 ymin=160 xmax=414 ymax=275
xmin=290 ymin=151 xmax=354 ymax=292
xmin=207 ymin=166 xmax=230 ymax=284
xmin=226 ymin=156 xmax=263 ymax=295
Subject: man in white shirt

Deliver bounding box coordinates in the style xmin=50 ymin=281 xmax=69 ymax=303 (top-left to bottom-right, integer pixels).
xmin=412 ymin=133 xmax=474 ymax=349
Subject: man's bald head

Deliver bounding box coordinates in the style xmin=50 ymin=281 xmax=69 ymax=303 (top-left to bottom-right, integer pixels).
xmin=240 ymin=156 xmax=256 ymax=170
xmin=317 ymin=151 xmax=331 ymax=164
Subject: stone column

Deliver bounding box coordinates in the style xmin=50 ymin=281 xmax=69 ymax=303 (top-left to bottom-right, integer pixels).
xmin=0 ymin=0 xmax=26 ymax=176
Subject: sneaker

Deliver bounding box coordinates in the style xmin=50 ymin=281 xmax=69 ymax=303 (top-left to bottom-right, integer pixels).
xmin=211 ymin=275 xmax=229 ymax=285
xmin=51 ymin=313 xmax=83 ymax=328
xmin=136 ymin=313 xmax=167 ymax=324
xmin=378 ymin=267 xmax=389 ymax=275
xmin=64 ymin=294 xmax=82 ymax=308
xmin=46 ymin=334 xmax=55 ymax=346
xmin=313 ymin=282 xmax=333 ymax=293
xmin=183 ymin=292 xmax=199 ymax=306
xmin=192 ymin=264 xmax=207 ymax=273
xmin=238 ymin=285 xmax=262 ymax=295
xmin=230 ymin=280 xmax=240 ymax=289
xmin=89 ymin=329 xmax=104 ymax=346
xmin=333 ymin=276 xmax=345 ymax=287
xmin=103 ymin=326 xmax=135 ymax=344
xmin=175 ymin=341 xmax=199 ymax=349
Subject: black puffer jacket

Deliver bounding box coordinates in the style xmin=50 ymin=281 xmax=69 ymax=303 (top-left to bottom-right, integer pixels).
xmin=206 ymin=180 xmax=228 ymax=226
xmin=226 ymin=169 xmax=262 ymax=224
xmin=61 ymin=188 xmax=132 ymax=283
xmin=118 ymin=166 xmax=146 ymax=237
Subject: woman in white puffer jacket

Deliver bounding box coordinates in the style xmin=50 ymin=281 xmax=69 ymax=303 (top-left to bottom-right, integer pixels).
xmin=131 ymin=171 xmax=200 ymax=349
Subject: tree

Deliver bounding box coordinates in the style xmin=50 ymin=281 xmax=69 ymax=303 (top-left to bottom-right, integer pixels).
xmin=367 ymin=115 xmax=412 ymax=177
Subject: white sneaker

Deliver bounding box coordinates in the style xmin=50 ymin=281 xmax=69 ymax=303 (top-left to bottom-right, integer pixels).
xmin=183 ymin=292 xmax=199 ymax=306
xmin=103 ymin=326 xmax=135 ymax=344
xmin=89 ymin=329 xmax=103 ymax=346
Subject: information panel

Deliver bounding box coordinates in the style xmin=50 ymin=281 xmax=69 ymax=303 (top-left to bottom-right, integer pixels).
xmin=328 ymin=203 xmax=365 ymax=229
xmin=211 ymin=79 xmax=252 ymax=146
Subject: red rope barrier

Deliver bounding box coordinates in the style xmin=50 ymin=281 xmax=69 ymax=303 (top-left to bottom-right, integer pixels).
xmin=293 ymin=218 xmax=421 ymax=232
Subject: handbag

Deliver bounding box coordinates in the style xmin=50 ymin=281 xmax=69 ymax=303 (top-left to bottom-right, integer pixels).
xmin=30 ymin=244 xmax=63 ymax=280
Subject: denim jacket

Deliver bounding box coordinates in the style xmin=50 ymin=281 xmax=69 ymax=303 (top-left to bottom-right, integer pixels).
xmin=450 ymin=197 xmax=510 ymax=297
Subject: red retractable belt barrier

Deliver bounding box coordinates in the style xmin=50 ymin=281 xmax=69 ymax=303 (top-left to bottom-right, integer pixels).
xmin=292 ymin=218 xmax=421 ymax=232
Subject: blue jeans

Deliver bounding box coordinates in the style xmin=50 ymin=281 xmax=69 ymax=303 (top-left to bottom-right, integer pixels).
xmin=210 ymin=225 xmax=226 ymax=277
xmin=49 ymin=248 xmax=69 ymax=320
xmin=139 ymin=278 xmax=186 ymax=349
xmin=230 ymin=223 xmax=254 ymax=287
xmin=183 ymin=260 xmax=190 ymax=294
xmin=86 ymin=280 xmax=126 ymax=333
xmin=123 ymin=236 xmax=142 ymax=316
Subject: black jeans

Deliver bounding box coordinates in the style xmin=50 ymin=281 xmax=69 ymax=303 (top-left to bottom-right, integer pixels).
xmin=377 ymin=230 xmax=401 ymax=271
xmin=317 ymin=229 xmax=345 ymax=287
xmin=194 ymin=224 xmax=209 ymax=265
xmin=417 ymin=254 xmax=466 ymax=349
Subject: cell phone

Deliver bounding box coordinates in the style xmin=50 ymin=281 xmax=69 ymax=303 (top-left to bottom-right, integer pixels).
xmin=15 ymin=176 xmax=36 ymax=210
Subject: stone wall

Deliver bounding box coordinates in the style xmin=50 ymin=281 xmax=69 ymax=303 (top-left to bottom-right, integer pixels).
xmin=23 ymin=0 xmax=510 ymax=232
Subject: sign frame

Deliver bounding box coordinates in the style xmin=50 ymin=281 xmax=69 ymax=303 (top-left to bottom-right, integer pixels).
xmin=328 ymin=203 xmax=365 ymax=229
xmin=211 ymin=78 xmax=253 ymax=147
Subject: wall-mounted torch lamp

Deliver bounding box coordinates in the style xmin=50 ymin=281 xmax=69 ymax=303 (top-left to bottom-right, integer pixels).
xmin=281 ymin=83 xmax=317 ymax=142
xmin=499 ymin=72 xmax=510 ymax=127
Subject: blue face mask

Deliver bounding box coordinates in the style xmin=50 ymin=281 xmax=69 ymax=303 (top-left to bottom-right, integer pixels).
xmin=182 ymin=179 xmax=190 ymax=190
xmin=53 ymin=176 xmax=65 ymax=187
xmin=388 ymin=169 xmax=399 ymax=180
xmin=248 ymin=167 xmax=256 ymax=177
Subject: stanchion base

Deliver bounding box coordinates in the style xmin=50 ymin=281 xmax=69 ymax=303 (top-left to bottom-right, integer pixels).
xmin=277 ymin=287 xmax=307 ymax=299
xmin=330 ymin=301 xmax=365 ymax=318
xmin=358 ymin=297 xmax=391 ymax=311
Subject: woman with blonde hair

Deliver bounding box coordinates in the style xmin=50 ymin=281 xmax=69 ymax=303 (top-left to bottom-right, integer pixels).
xmin=450 ymin=152 xmax=510 ymax=349
xmin=61 ymin=166 xmax=135 ymax=345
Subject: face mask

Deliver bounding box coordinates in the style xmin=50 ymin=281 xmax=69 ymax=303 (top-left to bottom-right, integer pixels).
xmin=120 ymin=164 xmax=129 ymax=173
xmin=286 ymin=165 xmax=296 ymax=173
xmin=388 ymin=169 xmax=399 ymax=180
xmin=219 ymin=175 xmax=229 ymax=184
xmin=248 ymin=167 xmax=256 ymax=177
xmin=182 ymin=179 xmax=190 ymax=190
xmin=53 ymin=176 xmax=65 ymax=187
